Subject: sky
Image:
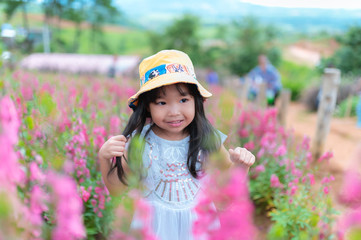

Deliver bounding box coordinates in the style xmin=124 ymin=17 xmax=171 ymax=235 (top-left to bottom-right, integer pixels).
xmin=239 ymin=0 xmax=361 ymax=9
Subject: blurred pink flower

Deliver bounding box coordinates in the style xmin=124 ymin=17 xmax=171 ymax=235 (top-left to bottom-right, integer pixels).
xmin=254 ymin=164 xmax=265 ymax=173
xmin=318 ymin=151 xmax=333 ymax=162
xmin=270 ymin=174 xmax=283 ymax=188
xmin=244 ymin=141 xmax=255 ymax=151
xmin=29 ymin=162 xmax=46 ymax=184
xmin=109 ymin=115 xmax=121 ymax=135
xmin=323 ymin=186 xmax=329 ymax=195
xmin=193 ymin=168 xmax=256 ymax=239
xmin=80 ymin=90 xmax=89 ymax=109
xmin=0 ymin=96 xmax=25 ymax=191
xmin=93 ymin=126 xmax=107 ymax=150
xmin=274 ymin=145 xmax=287 ymax=157
xmin=290 ymin=185 xmax=298 ymax=196
xmin=80 ymin=186 xmax=91 ymax=202
xmin=48 ymin=172 xmax=86 ymax=240
xmin=337 ymin=205 xmax=361 ymax=239
xmin=339 ymin=170 xmax=361 ymax=207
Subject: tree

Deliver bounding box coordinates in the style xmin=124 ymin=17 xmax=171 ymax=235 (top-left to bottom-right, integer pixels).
xmin=226 ymin=16 xmax=281 ymax=76
xmin=3 ymin=0 xmax=30 ymax=32
xmin=148 ymin=14 xmax=202 ymax=64
xmin=320 ymin=26 xmax=361 ymax=75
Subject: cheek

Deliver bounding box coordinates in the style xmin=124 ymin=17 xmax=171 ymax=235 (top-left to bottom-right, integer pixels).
xmin=187 ymin=102 xmax=196 ymax=118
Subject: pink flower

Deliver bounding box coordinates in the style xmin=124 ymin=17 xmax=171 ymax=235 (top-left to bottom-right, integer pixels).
xmin=318 ymin=151 xmax=333 ymax=162
xmin=48 ymin=172 xmax=86 ymax=240
xmin=270 ymin=174 xmax=283 ymax=188
xmin=93 ymin=126 xmax=107 ymax=150
xmin=80 ymin=186 xmax=91 ymax=202
xmin=274 ymin=145 xmax=287 ymax=157
xmin=339 ymin=170 xmax=361 ymax=207
xmin=290 ymin=185 xmax=298 ymax=196
xmin=238 ymin=129 xmax=249 ymax=138
xmin=29 ymin=162 xmax=45 ymax=184
xmin=109 ymin=116 xmax=121 ymax=135
xmin=254 ymin=164 xmax=265 ymax=173
xmin=193 ymin=168 xmax=256 ymax=239
xmin=308 ymin=173 xmax=315 ymax=185
xmin=323 ymin=186 xmax=329 ymax=195
xmin=79 ymin=90 xmax=89 ymax=109
xmin=244 ymin=141 xmax=255 ymax=151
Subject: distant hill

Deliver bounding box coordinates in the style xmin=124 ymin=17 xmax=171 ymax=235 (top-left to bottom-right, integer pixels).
xmin=116 ymin=0 xmax=361 ymax=33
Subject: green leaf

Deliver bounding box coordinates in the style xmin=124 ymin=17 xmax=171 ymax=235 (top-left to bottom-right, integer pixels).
xmin=24 ymin=116 xmax=35 ymax=130
xmin=346 ymin=228 xmax=361 ymax=240
xmin=38 ymin=92 xmax=57 ymax=117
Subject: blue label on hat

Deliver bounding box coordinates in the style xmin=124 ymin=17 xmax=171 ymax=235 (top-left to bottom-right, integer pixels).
xmin=144 ymin=64 xmax=167 ymax=85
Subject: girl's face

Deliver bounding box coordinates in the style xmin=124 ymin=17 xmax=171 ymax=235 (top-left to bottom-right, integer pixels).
xmin=148 ymin=84 xmax=195 ymax=140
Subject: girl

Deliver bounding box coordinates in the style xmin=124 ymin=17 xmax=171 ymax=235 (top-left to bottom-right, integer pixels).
xmin=99 ymin=50 xmax=255 ymax=239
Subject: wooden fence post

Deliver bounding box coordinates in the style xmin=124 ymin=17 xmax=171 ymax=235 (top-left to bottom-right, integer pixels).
xmin=256 ymin=82 xmax=267 ymax=109
xmin=239 ymin=77 xmax=251 ymax=107
xmin=277 ymin=89 xmax=291 ymax=126
xmin=313 ymin=68 xmax=340 ymax=160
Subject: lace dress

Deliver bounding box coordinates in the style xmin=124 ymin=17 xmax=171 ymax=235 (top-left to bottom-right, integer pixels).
xmin=130 ymin=125 xmax=226 ymax=240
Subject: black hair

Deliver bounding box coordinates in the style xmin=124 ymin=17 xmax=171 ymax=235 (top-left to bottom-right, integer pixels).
xmin=108 ymin=83 xmax=222 ymax=185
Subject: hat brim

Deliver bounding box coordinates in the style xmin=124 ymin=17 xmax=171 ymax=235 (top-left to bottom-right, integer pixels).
xmin=128 ymin=72 xmax=212 ymax=109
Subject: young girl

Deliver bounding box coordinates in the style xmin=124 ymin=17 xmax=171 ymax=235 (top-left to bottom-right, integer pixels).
xmin=99 ymin=50 xmax=255 ymax=239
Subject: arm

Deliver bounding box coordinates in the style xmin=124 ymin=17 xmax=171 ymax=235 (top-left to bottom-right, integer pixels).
xmin=99 ymin=135 xmax=129 ymax=196
xmin=219 ymin=144 xmax=256 ymax=173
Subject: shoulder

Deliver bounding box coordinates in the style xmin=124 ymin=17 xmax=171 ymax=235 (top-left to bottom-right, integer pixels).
xmin=215 ymin=129 xmax=227 ymax=144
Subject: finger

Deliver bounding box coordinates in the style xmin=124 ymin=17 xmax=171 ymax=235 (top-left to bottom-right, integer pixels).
xmin=110 ymin=139 xmax=126 ymax=148
xmin=112 ymin=135 xmax=127 ymax=142
xmin=111 ymin=146 xmax=125 ymax=152
xmin=250 ymin=155 xmax=256 ymax=165
xmin=240 ymin=149 xmax=246 ymax=161
xmin=234 ymin=147 xmax=242 ymax=155
xmin=112 ymin=151 xmax=124 ymax=157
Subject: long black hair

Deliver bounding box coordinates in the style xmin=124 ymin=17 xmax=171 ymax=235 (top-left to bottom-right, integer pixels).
xmin=108 ymin=83 xmax=222 ymax=185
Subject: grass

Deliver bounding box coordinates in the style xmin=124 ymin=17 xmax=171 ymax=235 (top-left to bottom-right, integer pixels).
xmin=279 ymin=60 xmax=321 ymax=101
xmin=5 ymin=12 xmax=151 ymax=55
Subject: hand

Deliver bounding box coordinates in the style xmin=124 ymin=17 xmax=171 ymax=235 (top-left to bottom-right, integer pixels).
xmin=229 ymin=147 xmax=256 ymax=169
xmin=98 ymin=135 xmax=127 ymax=162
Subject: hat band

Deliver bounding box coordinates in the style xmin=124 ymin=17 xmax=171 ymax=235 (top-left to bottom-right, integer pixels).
xmin=140 ymin=63 xmax=195 ymax=86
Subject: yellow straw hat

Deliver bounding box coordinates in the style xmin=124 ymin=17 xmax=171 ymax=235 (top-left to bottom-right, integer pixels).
xmin=128 ymin=49 xmax=212 ymax=109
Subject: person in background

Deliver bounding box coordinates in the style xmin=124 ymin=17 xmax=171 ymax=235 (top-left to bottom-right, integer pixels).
xmin=206 ymin=68 xmax=219 ymax=86
xmin=107 ymin=55 xmax=118 ymax=79
xmin=247 ymin=54 xmax=282 ymax=105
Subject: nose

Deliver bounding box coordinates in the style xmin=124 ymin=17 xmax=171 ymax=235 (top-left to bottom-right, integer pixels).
xmin=168 ymin=104 xmax=180 ymax=116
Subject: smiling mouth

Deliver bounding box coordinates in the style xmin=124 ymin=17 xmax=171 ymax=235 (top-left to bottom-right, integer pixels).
xmin=167 ymin=120 xmax=183 ymax=126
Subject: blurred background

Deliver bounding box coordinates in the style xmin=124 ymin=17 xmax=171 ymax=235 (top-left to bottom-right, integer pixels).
xmin=1 ymin=1 xmax=361 ymax=239
xmin=1 ymin=0 xmax=361 ymax=102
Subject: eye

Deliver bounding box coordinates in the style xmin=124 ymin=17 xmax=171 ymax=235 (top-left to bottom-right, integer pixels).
xmin=156 ymin=101 xmax=166 ymax=105
xmin=180 ymin=98 xmax=188 ymax=103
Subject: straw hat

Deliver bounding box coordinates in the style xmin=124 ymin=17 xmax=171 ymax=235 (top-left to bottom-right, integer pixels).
xmin=128 ymin=49 xmax=212 ymax=109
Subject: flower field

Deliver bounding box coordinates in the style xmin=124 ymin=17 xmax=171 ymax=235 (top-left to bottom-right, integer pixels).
xmin=1 ymin=71 xmax=361 ymax=240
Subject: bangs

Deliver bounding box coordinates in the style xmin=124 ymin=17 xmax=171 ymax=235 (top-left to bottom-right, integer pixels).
xmin=141 ymin=83 xmax=200 ymax=103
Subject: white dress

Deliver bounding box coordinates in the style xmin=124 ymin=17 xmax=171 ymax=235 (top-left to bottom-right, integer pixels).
xmin=130 ymin=125 xmax=226 ymax=240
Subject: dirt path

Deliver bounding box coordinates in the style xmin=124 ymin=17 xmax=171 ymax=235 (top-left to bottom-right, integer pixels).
xmin=285 ymin=102 xmax=360 ymax=173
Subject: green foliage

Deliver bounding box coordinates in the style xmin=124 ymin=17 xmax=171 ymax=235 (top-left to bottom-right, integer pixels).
xmin=227 ymin=16 xmax=282 ymax=76
xmin=279 ymin=60 xmax=320 ymax=100
xmin=148 ymin=14 xmax=202 ymax=63
xmin=319 ymin=25 xmax=361 ymax=75
xmin=334 ymin=95 xmax=360 ymax=117
xmin=347 ymin=228 xmax=361 ymax=240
